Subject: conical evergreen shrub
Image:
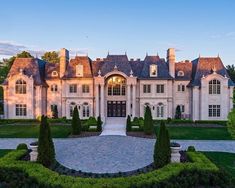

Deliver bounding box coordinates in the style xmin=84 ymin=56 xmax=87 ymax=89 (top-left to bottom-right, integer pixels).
xmin=97 ymin=116 xmax=102 ymax=132
xmin=71 ymin=106 xmax=81 ymax=135
xmin=154 ymin=121 xmax=171 ymax=168
xmin=37 ymin=115 xmax=55 ymax=167
xmin=126 ymin=115 xmax=131 ymax=131
xmin=144 ymin=106 xmax=153 ymax=135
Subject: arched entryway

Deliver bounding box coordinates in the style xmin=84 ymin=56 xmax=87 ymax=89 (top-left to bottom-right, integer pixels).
xmin=106 ymin=75 xmax=126 ymax=117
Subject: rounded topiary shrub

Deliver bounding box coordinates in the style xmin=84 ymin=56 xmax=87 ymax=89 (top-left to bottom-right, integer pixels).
xmin=16 ymin=143 xmax=28 ymax=150
xmin=187 ymin=146 xmax=196 ymax=152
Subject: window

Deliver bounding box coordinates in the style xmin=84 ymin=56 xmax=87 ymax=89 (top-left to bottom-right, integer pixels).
xmin=51 ymin=84 xmax=58 ymax=92
xmin=70 ymin=102 xmax=76 ymax=117
xmin=15 ymin=79 xmax=26 ymax=94
xmin=143 ymin=84 xmax=151 ymax=93
xmin=209 ymin=79 xmax=220 ymax=94
xmin=208 ymin=105 xmax=220 ymax=117
xmin=76 ymin=64 xmax=83 ymax=77
xmin=156 ymin=84 xmax=164 ymax=93
xmin=51 ymin=71 xmax=58 ymax=77
xmin=82 ymin=84 xmax=90 ymax=93
xmin=82 ymin=102 xmax=90 ymax=118
xmin=69 ymin=84 xmax=77 ymax=93
xmin=179 ymin=104 xmax=185 ymax=113
xmin=177 ymin=71 xmax=184 ymax=77
xmin=16 ymin=104 xmax=27 ymax=116
xmin=177 ymin=84 xmax=185 ymax=92
xmin=107 ymin=76 xmax=126 ymax=96
xmin=150 ymin=64 xmax=157 ymax=77
xmin=157 ymin=103 xmax=164 ymax=118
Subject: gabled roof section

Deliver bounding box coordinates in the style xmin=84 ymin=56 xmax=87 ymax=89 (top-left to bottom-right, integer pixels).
xmin=45 ymin=63 xmax=60 ymax=79
xmin=139 ymin=55 xmax=172 ymax=79
xmin=64 ymin=56 xmax=93 ymax=78
xmin=175 ymin=61 xmax=192 ymax=80
xmin=3 ymin=58 xmax=46 ymax=86
xmin=189 ymin=57 xmax=234 ymax=86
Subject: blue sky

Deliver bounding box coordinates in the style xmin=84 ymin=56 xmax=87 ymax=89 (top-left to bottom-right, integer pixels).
xmin=1 ymin=0 xmax=235 ymax=65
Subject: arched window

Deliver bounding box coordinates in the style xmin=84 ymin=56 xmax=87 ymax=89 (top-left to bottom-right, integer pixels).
xmin=157 ymin=103 xmax=164 ymax=118
xmin=82 ymin=102 xmax=90 ymax=118
xmin=51 ymin=71 xmax=58 ymax=77
xmin=70 ymin=102 xmax=76 ymax=117
xmin=107 ymin=76 xmax=126 ymax=96
xmin=209 ymin=79 xmax=220 ymax=94
xmin=150 ymin=64 xmax=157 ymax=77
xmin=15 ymin=79 xmax=26 ymax=94
xmin=51 ymin=84 xmax=58 ymax=92
xmin=177 ymin=71 xmax=184 ymax=77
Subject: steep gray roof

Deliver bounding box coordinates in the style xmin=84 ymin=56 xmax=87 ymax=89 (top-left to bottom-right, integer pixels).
xmin=45 ymin=63 xmax=60 ymax=79
xmin=3 ymin=58 xmax=46 ymax=86
xmin=175 ymin=61 xmax=192 ymax=80
xmin=189 ymin=57 xmax=234 ymax=86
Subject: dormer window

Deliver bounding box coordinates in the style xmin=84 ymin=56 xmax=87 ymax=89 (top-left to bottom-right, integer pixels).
xmin=150 ymin=64 xmax=157 ymax=77
xmin=76 ymin=64 xmax=83 ymax=77
xmin=51 ymin=71 xmax=58 ymax=77
xmin=177 ymin=71 xmax=184 ymax=77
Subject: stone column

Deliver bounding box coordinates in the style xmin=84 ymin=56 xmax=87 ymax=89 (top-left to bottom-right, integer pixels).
xmin=132 ymin=84 xmax=136 ymax=118
xmin=127 ymin=84 xmax=131 ymax=116
xmin=95 ymin=84 xmax=99 ymax=118
xmin=100 ymin=84 xmax=105 ymax=120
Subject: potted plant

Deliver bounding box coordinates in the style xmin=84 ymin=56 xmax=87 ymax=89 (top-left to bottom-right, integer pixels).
xmin=29 ymin=141 xmax=38 ymax=161
xmin=170 ymin=142 xmax=181 ymax=163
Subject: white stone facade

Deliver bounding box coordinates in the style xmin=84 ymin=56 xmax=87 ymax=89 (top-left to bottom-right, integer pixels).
xmin=1 ymin=48 xmax=234 ymax=121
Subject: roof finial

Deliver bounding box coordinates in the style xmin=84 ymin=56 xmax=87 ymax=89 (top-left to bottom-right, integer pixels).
xmin=130 ymin=69 xmax=133 ymax=77
xmin=76 ymin=51 xmax=78 ymax=57
xmin=212 ymin=64 xmax=217 ymax=73
xmin=98 ymin=69 xmax=101 ymax=77
xmin=125 ymin=51 xmax=127 ymax=55
xmin=217 ymin=53 xmax=220 ymax=57
xmin=199 ymin=53 xmax=201 ymax=58
xmin=157 ymin=52 xmax=159 ymax=56
xmin=146 ymin=52 xmax=148 ymax=56
xmin=35 ymin=53 xmax=38 ymax=58
xmin=107 ymin=51 xmax=109 ymax=56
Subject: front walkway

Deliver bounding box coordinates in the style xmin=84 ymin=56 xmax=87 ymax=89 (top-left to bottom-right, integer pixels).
xmin=100 ymin=117 xmax=126 ymax=136
xmin=0 ymin=136 xmax=235 ymax=173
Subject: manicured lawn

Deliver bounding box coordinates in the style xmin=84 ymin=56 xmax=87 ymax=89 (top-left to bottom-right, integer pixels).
xmin=0 ymin=124 xmax=71 ymax=138
xmin=0 ymin=149 xmax=12 ymax=158
xmin=204 ymin=152 xmax=235 ymax=177
xmin=155 ymin=126 xmax=232 ymax=140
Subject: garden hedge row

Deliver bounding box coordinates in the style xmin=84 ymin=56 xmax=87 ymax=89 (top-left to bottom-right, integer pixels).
xmin=0 ymin=149 xmax=229 ymax=188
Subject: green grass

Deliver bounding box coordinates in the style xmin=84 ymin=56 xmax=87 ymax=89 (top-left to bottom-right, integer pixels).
xmin=155 ymin=126 xmax=232 ymax=140
xmin=204 ymin=152 xmax=235 ymax=177
xmin=0 ymin=124 xmax=71 ymax=138
xmin=0 ymin=149 xmax=12 ymax=158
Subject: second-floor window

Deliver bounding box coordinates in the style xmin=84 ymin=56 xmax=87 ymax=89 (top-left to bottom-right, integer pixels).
xmin=177 ymin=84 xmax=185 ymax=92
xmin=143 ymin=84 xmax=151 ymax=93
xmin=209 ymin=79 xmax=220 ymax=94
xmin=69 ymin=84 xmax=77 ymax=93
xmin=82 ymin=84 xmax=90 ymax=93
xmin=51 ymin=84 xmax=58 ymax=92
xmin=15 ymin=79 xmax=26 ymax=94
xmin=156 ymin=84 xmax=164 ymax=93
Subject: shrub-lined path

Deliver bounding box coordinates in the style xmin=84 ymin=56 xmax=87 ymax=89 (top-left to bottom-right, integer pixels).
xmin=0 ymin=136 xmax=234 ymax=173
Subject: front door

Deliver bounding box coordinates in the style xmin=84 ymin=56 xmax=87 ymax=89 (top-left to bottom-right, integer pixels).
xmin=107 ymin=101 xmax=126 ymax=117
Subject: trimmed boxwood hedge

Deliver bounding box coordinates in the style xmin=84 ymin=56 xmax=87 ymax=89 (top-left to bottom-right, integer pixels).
xmin=0 ymin=149 xmax=231 ymax=188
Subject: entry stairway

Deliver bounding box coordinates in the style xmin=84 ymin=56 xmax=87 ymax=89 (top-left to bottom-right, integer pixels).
xmin=100 ymin=117 xmax=126 ymax=136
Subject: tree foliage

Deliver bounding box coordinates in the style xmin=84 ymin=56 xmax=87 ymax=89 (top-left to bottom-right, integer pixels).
xmin=37 ymin=115 xmax=55 ymax=167
xmin=226 ymin=64 xmax=235 ymax=83
xmin=144 ymin=106 xmax=153 ymax=135
xmin=175 ymin=105 xmax=182 ymax=119
xmin=41 ymin=51 xmax=59 ymax=64
xmin=227 ymin=109 xmax=235 ymax=139
xmin=154 ymin=121 xmax=171 ymax=168
xmin=97 ymin=116 xmax=102 ymax=132
xmin=71 ymin=106 xmax=81 ymax=135
xmin=126 ymin=115 xmax=131 ymax=132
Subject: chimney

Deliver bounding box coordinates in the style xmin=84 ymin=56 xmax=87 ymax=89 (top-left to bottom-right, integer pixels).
xmin=60 ymin=48 xmax=69 ymax=78
xmin=167 ymin=48 xmax=175 ymax=78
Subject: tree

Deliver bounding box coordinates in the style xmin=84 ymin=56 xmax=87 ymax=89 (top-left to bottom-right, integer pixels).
xmin=226 ymin=64 xmax=235 ymax=83
xmin=175 ymin=105 xmax=181 ymax=119
xmin=41 ymin=51 xmax=59 ymax=64
xmin=144 ymin=106 xmax=153 ymax=135
xmin=227 ymin=109 xmax=235 ymax=139
xmin=71 ymin=106 xmax=81 ymax=135
xmin=37 ymin=115 xmax=55 ymax=167
xmin=126 ymin=115 xmax=131 ymax=131
xmin=154 ymin=121 xmax=171 ymax=168
xmin=97 ymin=116 xmax=102 ymax=132
xmin=16 ymin=51 xmax=33 ymax=58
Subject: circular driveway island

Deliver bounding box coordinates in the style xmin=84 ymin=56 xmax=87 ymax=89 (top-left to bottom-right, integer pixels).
xmin=55 ymin=136 xmax=155 ymax=174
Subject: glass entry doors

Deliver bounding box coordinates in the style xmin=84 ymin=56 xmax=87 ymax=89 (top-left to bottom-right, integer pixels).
xmin=107 ymin=101 xmax=126 ymax=117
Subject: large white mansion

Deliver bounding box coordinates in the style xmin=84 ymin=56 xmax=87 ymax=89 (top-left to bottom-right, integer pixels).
xmin=1 ymin=48 xmax=234 ymax=121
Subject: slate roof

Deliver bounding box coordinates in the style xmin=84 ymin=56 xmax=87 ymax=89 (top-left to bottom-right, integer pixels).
xmin=175 ymin=61 xmax=192 ymax=80
xmin=45 ymin=63 xmax=60 ymax=79
xmin=189 ymin=57 xmax=234 ymax=86
xmin=3 ymin=58 xmax=46 ymax=86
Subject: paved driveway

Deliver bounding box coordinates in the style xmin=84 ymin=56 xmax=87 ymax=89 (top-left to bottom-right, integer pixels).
xmin=0 ymin=136 xmax=235 ymax=173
